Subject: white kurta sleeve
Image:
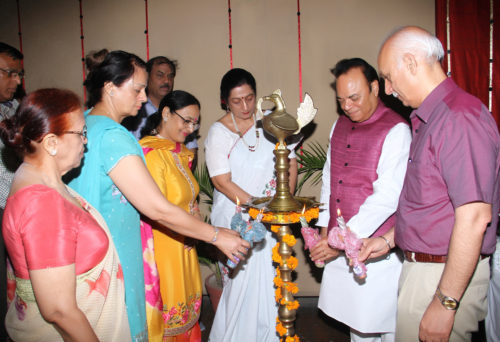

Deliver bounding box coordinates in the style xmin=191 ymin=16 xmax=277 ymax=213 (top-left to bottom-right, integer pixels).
xmin=204 ymin=123 xmax=235 ymax=177
xmin=347 ymin=122 xmax=411 ymax=237
xmin=316 ymin=121 xmax=337 ymax=227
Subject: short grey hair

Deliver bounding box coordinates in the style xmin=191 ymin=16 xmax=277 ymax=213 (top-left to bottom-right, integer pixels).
xmin=383 ymin=26 xmax=444 ymax=65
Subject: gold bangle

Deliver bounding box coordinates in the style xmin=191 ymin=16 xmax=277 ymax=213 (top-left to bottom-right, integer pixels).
xmin=379 ymin=235 xmax=392 ymax=252
xmin=211 ymin=227 xmax=219 ymax=243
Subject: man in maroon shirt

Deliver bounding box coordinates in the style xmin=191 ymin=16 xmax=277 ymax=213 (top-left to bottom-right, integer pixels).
xmin=360 ymin=26 xmax=500 ymax=341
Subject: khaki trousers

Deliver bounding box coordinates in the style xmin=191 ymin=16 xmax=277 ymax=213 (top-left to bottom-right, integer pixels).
xmin=396 ymin=258 xmax=490 ymax=342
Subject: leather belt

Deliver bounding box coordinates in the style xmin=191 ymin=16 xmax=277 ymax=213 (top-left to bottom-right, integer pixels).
xmin=404 ymin=251 xmax=490 ymax=263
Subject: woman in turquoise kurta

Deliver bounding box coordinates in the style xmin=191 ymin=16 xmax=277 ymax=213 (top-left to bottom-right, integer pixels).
xmin=69 ymin=114 xmax=147 ymax=341
xmin=66 ymin=50 xmax=250 ymax=342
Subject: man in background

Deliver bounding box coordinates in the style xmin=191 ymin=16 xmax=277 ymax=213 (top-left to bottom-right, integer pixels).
xmin=123 ymin=56 xmax=198 ymax=168
xmin=0 ymin=41 xmax=23 ymax=340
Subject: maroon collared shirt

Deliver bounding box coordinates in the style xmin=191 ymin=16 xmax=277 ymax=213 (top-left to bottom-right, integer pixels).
xmin=395 ymin=78 xmax=500 ymax=255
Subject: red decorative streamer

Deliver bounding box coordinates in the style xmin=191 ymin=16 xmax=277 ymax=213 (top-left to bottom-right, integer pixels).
xmin=145 ymin=0 xmax=150 ymax=60
xmin=297 ymin=0 xmax=303 ymax=158
xmin=16 ymin=0 xmax=25 ymax=89
xmin=79 ymin=0 xmax=86 ymax=102
xmin=228 ymin=0 xmax=233 ymax=69
xmin=297 ymin=0 xmax=303 ymax=103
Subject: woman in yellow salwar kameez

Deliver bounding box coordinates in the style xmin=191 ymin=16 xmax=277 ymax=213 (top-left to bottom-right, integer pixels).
xmin=139 ymin=90 xmax=203 ymax=342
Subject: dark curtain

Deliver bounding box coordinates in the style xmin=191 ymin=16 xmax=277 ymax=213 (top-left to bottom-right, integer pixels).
xmin=435 ymin=0 xmax=499 ymax=129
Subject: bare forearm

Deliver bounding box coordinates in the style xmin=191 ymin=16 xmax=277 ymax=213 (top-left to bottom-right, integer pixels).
xmin=156 ymin=204 xmax=215 ymax=243
xmin=438 ymin=202 xmax=491 ymax=300
xmin=212 ymin=175 xmax=252 ymax=204
xmin=51 ymin=310 xmax=98 ymax=342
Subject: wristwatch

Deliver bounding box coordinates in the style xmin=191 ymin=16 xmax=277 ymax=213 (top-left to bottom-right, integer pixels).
xmin=435 ymin=287 xmax=460 ymax=310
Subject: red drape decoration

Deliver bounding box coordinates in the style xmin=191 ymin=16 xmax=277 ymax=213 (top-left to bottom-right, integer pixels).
xmin=435 ymin=0 xmax=499 ymax=129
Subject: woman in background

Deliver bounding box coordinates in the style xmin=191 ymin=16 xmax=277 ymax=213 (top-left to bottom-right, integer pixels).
xmin=206 ymin=68 xmax=298 ymax=342
xmin=139 ymin=90 xmax=203 ymax=342
xmin=0 ymin=88 xmax=129 ymax=341
xmin=67 ymin=51 xmax=248 ymax=341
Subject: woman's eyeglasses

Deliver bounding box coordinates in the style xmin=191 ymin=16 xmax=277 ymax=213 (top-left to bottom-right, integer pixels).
xmin=63 ymin=125 xmax=87 ymax=139
xmin=172 ymin=111 xmax=200 ymax=131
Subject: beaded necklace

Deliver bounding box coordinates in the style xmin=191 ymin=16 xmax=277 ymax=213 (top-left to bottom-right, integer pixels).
xmin=230 ymin=112 xmax=260 ymax=152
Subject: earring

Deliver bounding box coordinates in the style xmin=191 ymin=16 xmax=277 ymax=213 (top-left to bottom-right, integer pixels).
xmin=49 ymin=149 xmax=57 ymax=156
xmin=163 ymin=116 xmax=168 ymax=123
xmin=109 ymin=91 xmax=114 ymax=97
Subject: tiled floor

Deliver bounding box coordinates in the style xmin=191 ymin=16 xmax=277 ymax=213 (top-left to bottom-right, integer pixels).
xmin=200 ymin=295 xmax=350 ymax=342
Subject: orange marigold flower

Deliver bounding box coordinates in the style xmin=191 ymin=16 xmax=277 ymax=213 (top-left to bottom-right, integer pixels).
xmin=272 ymin=251 xmax=282 ymax=265
xmin=276 ymin=322 xmax=287 ymax=336
xmin=271 ymin=225 xmax=280 ymax=233
xmin=286 ymin=256 xmax=298 ymax=270
xmin=286 ymin=300 xmax=300 ymax=311
xmin=284 ymin=282 xmax=299 ymax=294
xmin=275 ymin=287 xmax=282 ymax=302
xmin=276 ymin=267 xmax=281 ymax=277
xmin=273 ymin=276 xmax=284 ymax=288
xmin=285 ymin=336 xmax=301 ymax=342
xmin=282 ymin=234 xmax=296 ymax=247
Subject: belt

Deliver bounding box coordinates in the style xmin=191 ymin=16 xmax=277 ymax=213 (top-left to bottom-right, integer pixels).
xmin=404 ymin=251 xmax=490 ymax=263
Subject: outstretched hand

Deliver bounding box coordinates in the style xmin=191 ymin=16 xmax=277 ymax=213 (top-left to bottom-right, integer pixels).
xmin=213 ymin=227 xmax=251 ymax=264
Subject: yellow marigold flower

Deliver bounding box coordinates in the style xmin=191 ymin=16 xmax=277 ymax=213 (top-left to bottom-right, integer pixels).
xmin=276 ymin=322 xmax=287 ymax=336
xmin=286 ymin=256 xmax=298 ymax=270
xmin=282 ymin=234 xmax=296 ymax=247
xmin=271 ymin=225 xmax=280 ymax=233
xmin=286 ymin=300 xmax=300 ymax=311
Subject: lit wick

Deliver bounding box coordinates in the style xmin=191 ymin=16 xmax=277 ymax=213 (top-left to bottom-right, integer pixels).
xmin=299 ymin=205 xmax=308 ymax=227
xmin=336 ymin=208 xmax=347 ymax=230
xmin=235 ymin=196 xmax=242 ymax=213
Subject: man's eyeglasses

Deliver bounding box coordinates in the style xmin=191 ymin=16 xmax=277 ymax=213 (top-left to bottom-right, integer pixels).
xmin=0 ymin=67 xmax=24 ymax=79
xmin=63 ymin=125 xmax=87 ymax=139
xmin=172 ymin=111 xmax=200 ymax=130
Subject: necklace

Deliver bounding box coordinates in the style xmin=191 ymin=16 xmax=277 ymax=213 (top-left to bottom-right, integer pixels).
xmin=230 ymin=112 xmax=260 ymax=152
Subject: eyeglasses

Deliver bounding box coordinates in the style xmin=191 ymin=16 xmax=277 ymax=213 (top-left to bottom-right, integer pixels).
xmin=172 ymin=111 xmax=200 ymax=130
xmin=63 ymin=125 xmax=87 ymax=139
xmin=0 ymin=67 xmax=24 ymax=79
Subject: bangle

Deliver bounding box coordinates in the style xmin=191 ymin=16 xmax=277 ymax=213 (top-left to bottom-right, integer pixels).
xmin=211 ymin=227 xmax=219 ymax=244
xmin=379 ymin=235 xmax=392 ymax=252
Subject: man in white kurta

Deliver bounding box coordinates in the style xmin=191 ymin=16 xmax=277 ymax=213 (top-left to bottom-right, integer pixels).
xmin=311 ymin=58 xmax=411 ymax=342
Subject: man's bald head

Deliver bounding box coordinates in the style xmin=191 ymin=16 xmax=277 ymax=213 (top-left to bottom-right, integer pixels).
xmin=381 ymin=26 xmax=444 ymax=66
xmin=378 ymin=26 xmax=447 ymax=108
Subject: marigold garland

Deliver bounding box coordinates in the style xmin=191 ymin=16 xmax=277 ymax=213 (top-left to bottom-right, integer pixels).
xmin=284 ymin=282 xmax=299 ymax=294
xmin=248 ymin=206 xmax=319 ymax=224
xmin=275 ymin=287 xmax=283 ymax=302
xmin=273 ymin=275 xmax=284 ymax=288
xmin=286 ymin=256 xmax=298 ymax=270
xmin=286 ymin=300 xmax=300 ymax=311
xmin=282 ymin=234 xmax=296 ymax=247
xmin=272 ymin=243 xmax=282 ymax=264
xmin=263 ymin=203 xmax=318 ymax=341
xmin=276 ymin=322 xmax=287 ymax=336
